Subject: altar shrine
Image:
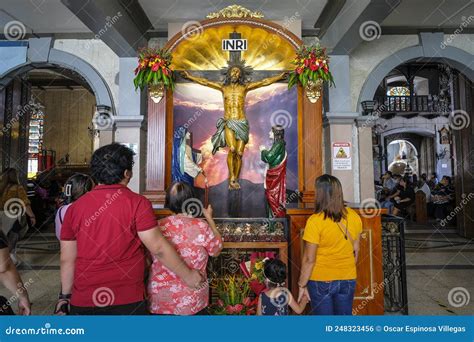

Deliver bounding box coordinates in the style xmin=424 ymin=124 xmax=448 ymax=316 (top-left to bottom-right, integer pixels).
xmin=142 ymin=6 xmax=384 ymax=315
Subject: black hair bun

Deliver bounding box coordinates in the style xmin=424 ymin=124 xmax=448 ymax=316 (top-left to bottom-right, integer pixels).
xmin=263 ymin=259 xmax=286 ymax=285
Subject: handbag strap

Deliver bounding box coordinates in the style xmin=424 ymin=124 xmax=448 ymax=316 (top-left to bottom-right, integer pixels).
xmin=337 ymin=220 xmax=355 ymax=250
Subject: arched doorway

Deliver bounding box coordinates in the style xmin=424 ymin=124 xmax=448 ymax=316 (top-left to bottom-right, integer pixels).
xmin=1 ymin=45 xmax=116 ymax=172
xmin=386 ymin=139 xmax=419 ymax=177
xmin=1 ymin=47 xmax=116 ymax=230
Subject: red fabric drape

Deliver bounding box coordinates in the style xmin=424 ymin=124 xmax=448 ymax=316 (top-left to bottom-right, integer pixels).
xmin=264 ymin=158 xmax=287 ymax=218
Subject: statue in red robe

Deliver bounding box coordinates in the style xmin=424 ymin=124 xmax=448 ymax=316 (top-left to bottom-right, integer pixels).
xmin=260 ymin=125 xmax=287 ymax=218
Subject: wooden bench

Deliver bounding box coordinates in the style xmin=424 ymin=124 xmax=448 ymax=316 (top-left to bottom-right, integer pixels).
xmin=415 ymin=190 xmax=428 ymax=224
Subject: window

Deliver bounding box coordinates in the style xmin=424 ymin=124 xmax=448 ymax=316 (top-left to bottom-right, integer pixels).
xmin=387 ymin=86 xmax=410 ymax=96
xmin=27 ymin=97 xmax=45 ymax=178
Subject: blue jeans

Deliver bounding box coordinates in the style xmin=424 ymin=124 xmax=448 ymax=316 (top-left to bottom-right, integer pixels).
xmin=307 ymin=280 xmax=356 ymax=315
xmin=381 ymin=200 xmax=394 ymax=214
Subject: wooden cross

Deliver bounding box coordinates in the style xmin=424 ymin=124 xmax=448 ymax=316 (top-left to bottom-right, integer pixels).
xmin=175 ymin=31 xmax=286 ymax=83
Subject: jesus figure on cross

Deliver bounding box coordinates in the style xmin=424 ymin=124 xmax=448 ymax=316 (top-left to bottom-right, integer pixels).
xmin=181 ymin=62 xmax=287 ymax=190
xmin=182 ymin=60 xmax=287 ymax=190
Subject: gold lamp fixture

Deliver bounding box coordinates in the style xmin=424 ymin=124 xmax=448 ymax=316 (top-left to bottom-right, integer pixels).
xmin=305 ymin=79 xmax=323 ymax=103
xmin=149 ymin=83 xmax=165 ymax=103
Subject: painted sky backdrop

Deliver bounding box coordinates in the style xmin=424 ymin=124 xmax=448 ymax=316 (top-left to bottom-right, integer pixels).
xmin=173 ymin=83 xmax=298 ymax=190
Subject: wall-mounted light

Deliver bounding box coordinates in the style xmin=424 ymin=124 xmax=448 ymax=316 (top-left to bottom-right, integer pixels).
xmin=361 ymin=100 xmax=376 ymax=116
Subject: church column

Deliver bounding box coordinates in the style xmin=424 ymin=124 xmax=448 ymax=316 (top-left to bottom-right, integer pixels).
xmin=114 ymin=57 xmax=146 ymax=193
xmin=98 ymin=127 xmax=114 ymax=147
xmin=356 ymin=116 xmax=376 ymax=202
xmin=323 ymin=115 xmax=359 ymax=202
xmin=114 ymin=116 xmax=145 ymax=193
xmin=324 ymin=55 xmax=362 ymax=202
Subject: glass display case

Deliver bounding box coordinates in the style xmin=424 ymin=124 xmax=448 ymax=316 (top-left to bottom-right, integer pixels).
xmin=215 ymin=217 xmax=288 ymax=242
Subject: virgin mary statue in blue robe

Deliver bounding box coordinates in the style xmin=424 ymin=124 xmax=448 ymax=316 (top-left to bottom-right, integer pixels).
xmin=172 ymin=126 xmax=202 ymax=186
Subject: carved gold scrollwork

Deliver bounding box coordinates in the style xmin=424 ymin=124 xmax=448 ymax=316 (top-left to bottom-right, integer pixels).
xmin=206 ymin=5 xmax=264 ymax=19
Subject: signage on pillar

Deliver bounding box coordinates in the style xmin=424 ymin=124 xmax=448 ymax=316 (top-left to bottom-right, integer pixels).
xmin=332 ymin=142 xmax=352 ymax=170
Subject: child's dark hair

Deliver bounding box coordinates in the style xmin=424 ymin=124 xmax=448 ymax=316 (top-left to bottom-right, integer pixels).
xmin=64 ymin=173 xmax=94 ymax=203
xmin=263 ymin=259 xmax=286 ymax=287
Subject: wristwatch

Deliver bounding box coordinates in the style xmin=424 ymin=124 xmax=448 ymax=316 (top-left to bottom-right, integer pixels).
xmin=58 ymin=293 xmax=72 ymax=300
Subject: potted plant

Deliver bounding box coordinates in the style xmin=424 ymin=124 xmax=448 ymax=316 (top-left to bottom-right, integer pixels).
xmin=133 ymin=47 xmax=174 ymax=103
xmin=210 ymin=275 xmax=257 ymax=315
xmin=288 ymin=43 xmax=335 ymax=103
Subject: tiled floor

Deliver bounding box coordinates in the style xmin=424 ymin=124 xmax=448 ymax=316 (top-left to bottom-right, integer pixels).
xmin=403 ymin=221 xmax=474 ymax=315
xmin=1 ymin=219 xmax=473 ymax=315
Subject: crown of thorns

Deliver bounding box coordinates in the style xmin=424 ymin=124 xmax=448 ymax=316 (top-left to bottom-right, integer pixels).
xmin=221 ymin=59 xmax=253 ymax=80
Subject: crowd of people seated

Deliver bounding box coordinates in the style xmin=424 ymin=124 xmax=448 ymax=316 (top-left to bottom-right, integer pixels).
xmin=377 ymin=170 xmax=456 ymax=224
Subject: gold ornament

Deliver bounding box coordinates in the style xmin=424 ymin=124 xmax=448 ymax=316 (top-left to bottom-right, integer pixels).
xmin=305 ymin=79 xmax=323 ymax=103
xmin=206 ymin=5 xmax=264 ymax=19
xmin=149 ymin=83 xmax=164 ymax=103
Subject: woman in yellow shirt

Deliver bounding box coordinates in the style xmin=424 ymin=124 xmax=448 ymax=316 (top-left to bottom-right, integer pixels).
xmin=297 ymin=174 xmax=362 ymax=315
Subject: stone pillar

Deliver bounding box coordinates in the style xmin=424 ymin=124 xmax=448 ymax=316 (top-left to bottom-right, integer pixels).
xmin=324 ymin=55 xmax=361 ymax=202
xmin=98 ymin=129 xmax=114 ymax=147
xmin=114 ymin=116 xmax=145 ymax=193
xmin=114 ymin=57 xmax=146 ymax=193
xmin=323 ymin=114 xmax=359 ymax=202
xmin=356 ymin=116 xmax=376 ymax=201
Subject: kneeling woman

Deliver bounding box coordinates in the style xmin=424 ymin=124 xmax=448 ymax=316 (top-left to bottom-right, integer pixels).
xmin=147 ymin=182 xmax=223 ymax=315
xmin=297 ymin=174 xmax=363 ymax=315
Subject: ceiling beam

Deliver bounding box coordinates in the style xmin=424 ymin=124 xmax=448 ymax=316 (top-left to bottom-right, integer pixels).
xmin=322 ymin=0 xmax=401 ymax=55
xmin=313 ymin=0 xmax=346 ymax=38
xmin=380 ymin=26 xmax=474 ymax=35
xmin=60 ymin=0 xmax=152 ymax=57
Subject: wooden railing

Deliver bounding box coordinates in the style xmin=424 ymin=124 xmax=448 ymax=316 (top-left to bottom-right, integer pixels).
xmin=375 ymin=95 xmax=443 ymax=113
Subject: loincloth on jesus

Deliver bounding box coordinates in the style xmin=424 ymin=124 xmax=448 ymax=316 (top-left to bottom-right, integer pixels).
xmin=211 ymin=118 xmax=249 ymax=154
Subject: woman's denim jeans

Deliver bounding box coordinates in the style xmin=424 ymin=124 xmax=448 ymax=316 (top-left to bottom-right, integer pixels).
xmin=307 ymin=280 xmax=356 ymax=315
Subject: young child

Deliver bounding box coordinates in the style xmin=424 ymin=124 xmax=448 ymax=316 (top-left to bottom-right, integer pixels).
xmin=257 ymin=259 xmax=309 ymax=315
xmin=55 ymin=173 xmax=94 ymax=240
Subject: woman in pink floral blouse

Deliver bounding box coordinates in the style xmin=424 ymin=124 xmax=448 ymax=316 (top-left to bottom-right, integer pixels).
xmin=147 ymin=182 xmax=223 ymax=315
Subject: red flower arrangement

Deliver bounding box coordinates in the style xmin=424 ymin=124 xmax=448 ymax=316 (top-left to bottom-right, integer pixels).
xmin=240 ymin=252 xmax=276 ymax=296
xmin=133 ymin=47 xmax=174 ymax=91
xmin=288 ymin=43 xmax=335 ymax=89
xmin=210 ymin=275 xmax=257 ymax=315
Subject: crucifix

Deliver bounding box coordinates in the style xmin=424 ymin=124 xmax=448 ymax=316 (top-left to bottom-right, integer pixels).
xmin=180 ymin=31 xmax=288 ymax=190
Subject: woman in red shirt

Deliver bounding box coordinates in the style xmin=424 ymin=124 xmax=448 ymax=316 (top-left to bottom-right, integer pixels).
xmin=148 ymin=182 xmax=223 ymax=315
